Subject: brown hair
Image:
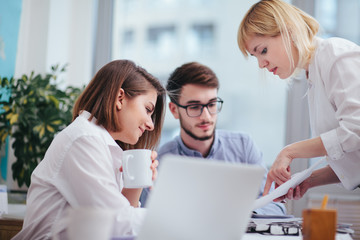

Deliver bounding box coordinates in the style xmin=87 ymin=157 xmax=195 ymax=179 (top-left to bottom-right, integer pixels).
xmin=166 ymin=62 xmax=219 ymax=103
xmin=237 ymin=0 xmax=319 ymax=69
xmin=73 ymin=60 xmax=165 ymax=150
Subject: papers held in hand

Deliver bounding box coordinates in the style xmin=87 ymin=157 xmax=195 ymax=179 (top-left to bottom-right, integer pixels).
xmin=253 ymin=158 xmax=326 ymax=210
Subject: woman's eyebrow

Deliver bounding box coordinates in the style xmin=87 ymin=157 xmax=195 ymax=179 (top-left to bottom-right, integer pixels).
xmin=253 ymin=44 xmax=261 ymax=54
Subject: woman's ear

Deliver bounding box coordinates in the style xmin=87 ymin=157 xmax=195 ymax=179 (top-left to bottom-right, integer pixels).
xmin=116 ymin=88 xmax=125 ymax=111
xmin=169 ymin=102 xmax=179 ymax=119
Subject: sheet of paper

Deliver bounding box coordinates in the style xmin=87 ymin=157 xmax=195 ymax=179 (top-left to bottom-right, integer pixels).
xmin=253 ymin=158 xmax=326 ymax=210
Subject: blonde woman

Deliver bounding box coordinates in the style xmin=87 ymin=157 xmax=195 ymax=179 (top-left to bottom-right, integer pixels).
xmin=238 ymin=0 xmax=360 ymax=201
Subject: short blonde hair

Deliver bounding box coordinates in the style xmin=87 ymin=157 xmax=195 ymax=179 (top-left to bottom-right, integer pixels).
xmin=237 ymin=0 xmax=319 ymax=69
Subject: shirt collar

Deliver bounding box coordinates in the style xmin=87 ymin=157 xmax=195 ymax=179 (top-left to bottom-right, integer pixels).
xmin=79 ymin=110 xmax=119 ymax=148
xmin=176 ymin=130 xmax=218 ymax=158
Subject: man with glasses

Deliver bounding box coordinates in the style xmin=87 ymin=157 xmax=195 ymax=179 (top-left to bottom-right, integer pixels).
xmin=140 ymin=62 xmax=285 ymax=215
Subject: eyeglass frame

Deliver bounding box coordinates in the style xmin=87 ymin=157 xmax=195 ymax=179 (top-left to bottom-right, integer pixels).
xmin=247 ymin=221 xmax=300 ymax=236
xmin=173 ymin=97 xmax=224 ymax=117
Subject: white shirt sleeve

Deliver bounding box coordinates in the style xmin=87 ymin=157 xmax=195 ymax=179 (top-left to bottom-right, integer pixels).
xmin=320 ymin=45 xmax=360 ymax=160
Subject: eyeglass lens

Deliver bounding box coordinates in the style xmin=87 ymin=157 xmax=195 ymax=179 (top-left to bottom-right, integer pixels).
xmin=187 ymin=101 xmax=222 ymax=117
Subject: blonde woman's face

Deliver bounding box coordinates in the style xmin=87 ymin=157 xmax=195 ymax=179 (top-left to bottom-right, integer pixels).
xmin=245 ymin=34 xmax=298 ymax=79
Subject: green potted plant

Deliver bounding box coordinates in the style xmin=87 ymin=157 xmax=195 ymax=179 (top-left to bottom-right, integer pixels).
xmin=0 ymin=65 xmax=82 ymax=187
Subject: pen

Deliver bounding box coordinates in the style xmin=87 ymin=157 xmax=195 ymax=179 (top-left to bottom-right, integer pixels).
xmin=321 ymin=194 xmax=329 ymax=209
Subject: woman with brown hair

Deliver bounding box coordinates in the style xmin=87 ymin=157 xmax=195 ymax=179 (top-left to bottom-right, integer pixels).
xmin=13 ymin=60 xmax=166 ymax=239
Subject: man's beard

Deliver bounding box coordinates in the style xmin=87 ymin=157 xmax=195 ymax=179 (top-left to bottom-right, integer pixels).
xmin=179 ymin=117 xmax=215 ymax=141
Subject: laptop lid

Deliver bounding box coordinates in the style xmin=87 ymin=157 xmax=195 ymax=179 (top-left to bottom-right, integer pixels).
xmin=136 ymin=154 xmax=264 ymax=240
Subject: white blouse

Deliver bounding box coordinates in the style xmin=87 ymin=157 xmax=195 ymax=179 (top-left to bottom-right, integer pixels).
xmin=13 ymin=111 xmax=145 ymax=240
xmin=308 ymin=37 xmax=360 ymax=190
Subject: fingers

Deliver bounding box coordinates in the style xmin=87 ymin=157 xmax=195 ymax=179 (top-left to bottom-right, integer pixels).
xmin=279 ymin=185 xmax=302 ymax=202
xmin=264 ymin=165 xmax=292 ymax=197
xmin=263 ymin=178 xmax=273 ymax=196
xmin=151 ymin=159 xmax=159 ymax=170
xmin=149 ymin=151 xmax=159 ymax=181
xmin=274 ymin=195 xmax=286 ymax=202
xmin=286 ymin=188 xmax=294 ymax=200
xmin=268 ymin=151 xmax=293 ymax=187
xmin=150 ymin=159 xmax=159 ymax=181
xmin=274 ymin=187 xmax=294 ymax=202
xmin=274 ymin=167 xmax=291 ymax=183
xmin=151 ymin=150 xmax=158 ymax=161
xmin=293 ymin=185 xmax=302 ymax=200
xmin=151 ymin=169 xmax=158 ymax=181
xmin=267 ymin=167 xmax=291 ymax=187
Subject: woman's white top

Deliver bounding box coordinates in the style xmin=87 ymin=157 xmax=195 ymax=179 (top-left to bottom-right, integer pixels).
xmin=13 ymin=111 xmax=145 ymax=240
xmin=308 ymin=37 xmax=360 ymax=190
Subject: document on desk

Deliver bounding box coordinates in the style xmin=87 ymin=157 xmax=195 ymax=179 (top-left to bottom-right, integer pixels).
xmin=253 ymin=158 xmax=326 ymax=210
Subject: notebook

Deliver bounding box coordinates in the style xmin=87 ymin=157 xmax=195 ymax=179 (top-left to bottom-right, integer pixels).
xmin=136 ymin=154 xmax=265 ymax=240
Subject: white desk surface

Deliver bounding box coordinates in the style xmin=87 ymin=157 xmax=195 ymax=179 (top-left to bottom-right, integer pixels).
xmin=5 ymin=204 xmax=353 ymax=240
xmin=112 ymin=233 xmax=353 ymax=240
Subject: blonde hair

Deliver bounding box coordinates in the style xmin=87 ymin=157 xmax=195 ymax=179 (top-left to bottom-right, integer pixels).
xmin=237 ymin=0 xmax=319 ymax=69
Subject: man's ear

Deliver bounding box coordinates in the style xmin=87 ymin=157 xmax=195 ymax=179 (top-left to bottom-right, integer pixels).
xmin=116 ymin=88 xmax=125 ymax=111
xmin=169 ymin=102 xmax=180 ymax=119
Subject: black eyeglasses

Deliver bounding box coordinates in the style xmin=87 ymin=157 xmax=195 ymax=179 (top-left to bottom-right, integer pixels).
xmin=173 ymin=98 xmax=224 ymax=117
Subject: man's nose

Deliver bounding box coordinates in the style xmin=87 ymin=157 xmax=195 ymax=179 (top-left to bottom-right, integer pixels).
xmin=199 ymin=106 xmax=212 ymax=119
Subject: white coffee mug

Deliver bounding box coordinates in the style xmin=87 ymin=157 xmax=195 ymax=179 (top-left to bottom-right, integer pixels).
xmin=122 ymin=149 xmax=153 ymax=188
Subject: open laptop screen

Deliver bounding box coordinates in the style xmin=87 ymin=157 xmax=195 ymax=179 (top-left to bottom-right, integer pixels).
xmin=136 ymin=154 xmax=264 ymax=240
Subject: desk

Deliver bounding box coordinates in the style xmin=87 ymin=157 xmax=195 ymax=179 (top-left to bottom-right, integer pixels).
xmin=112 ymin=233 xmax=353 ymax=240
xmin=243 ymin=233 xmax=352 ymax=240
xmin=0 ymin=203 xmax=26 ymax=240
xmin=111 ymin=233 xmax=352 ymax=240
xmin=0 ymin=218 xmax=23 ymax=240
xmin=2 ymin=203 xmax=354 ymax=240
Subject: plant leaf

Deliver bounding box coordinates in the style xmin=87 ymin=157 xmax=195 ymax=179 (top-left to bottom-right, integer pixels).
xmin=9 ymin=113 xmax=19 ymax=125
xmin=39 ymin=126 xmax=45 ymax=138
xmin=46 ymin=125 xmax=54 ymax=133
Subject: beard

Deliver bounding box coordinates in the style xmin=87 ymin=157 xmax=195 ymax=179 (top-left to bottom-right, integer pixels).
xmin=179 ymin=117 xmax=215 ymax=141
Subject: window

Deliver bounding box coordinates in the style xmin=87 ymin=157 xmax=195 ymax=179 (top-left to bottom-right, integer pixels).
xmin=120 ymin=30 xmax=135 ymax=58
xmin=112 ymin=0 xmax=287 ymax=167
xmin=186 ymin=24 xmax=215 ymax=56
xmin=316 ymin=0 xmax=360 ymax=44
xmin=146 ymin=26 xmax=176 ymax=59
xmin=145 ymin=0 xmax=179 ymax=9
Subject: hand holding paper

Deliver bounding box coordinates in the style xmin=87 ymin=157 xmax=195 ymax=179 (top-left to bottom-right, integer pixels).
xmin=253 ymin=158 xmax=325 ymax=210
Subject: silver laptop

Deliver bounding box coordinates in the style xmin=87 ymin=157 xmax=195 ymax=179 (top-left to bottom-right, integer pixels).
xmin=136 ymin=154 xmax=264 ymax=240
